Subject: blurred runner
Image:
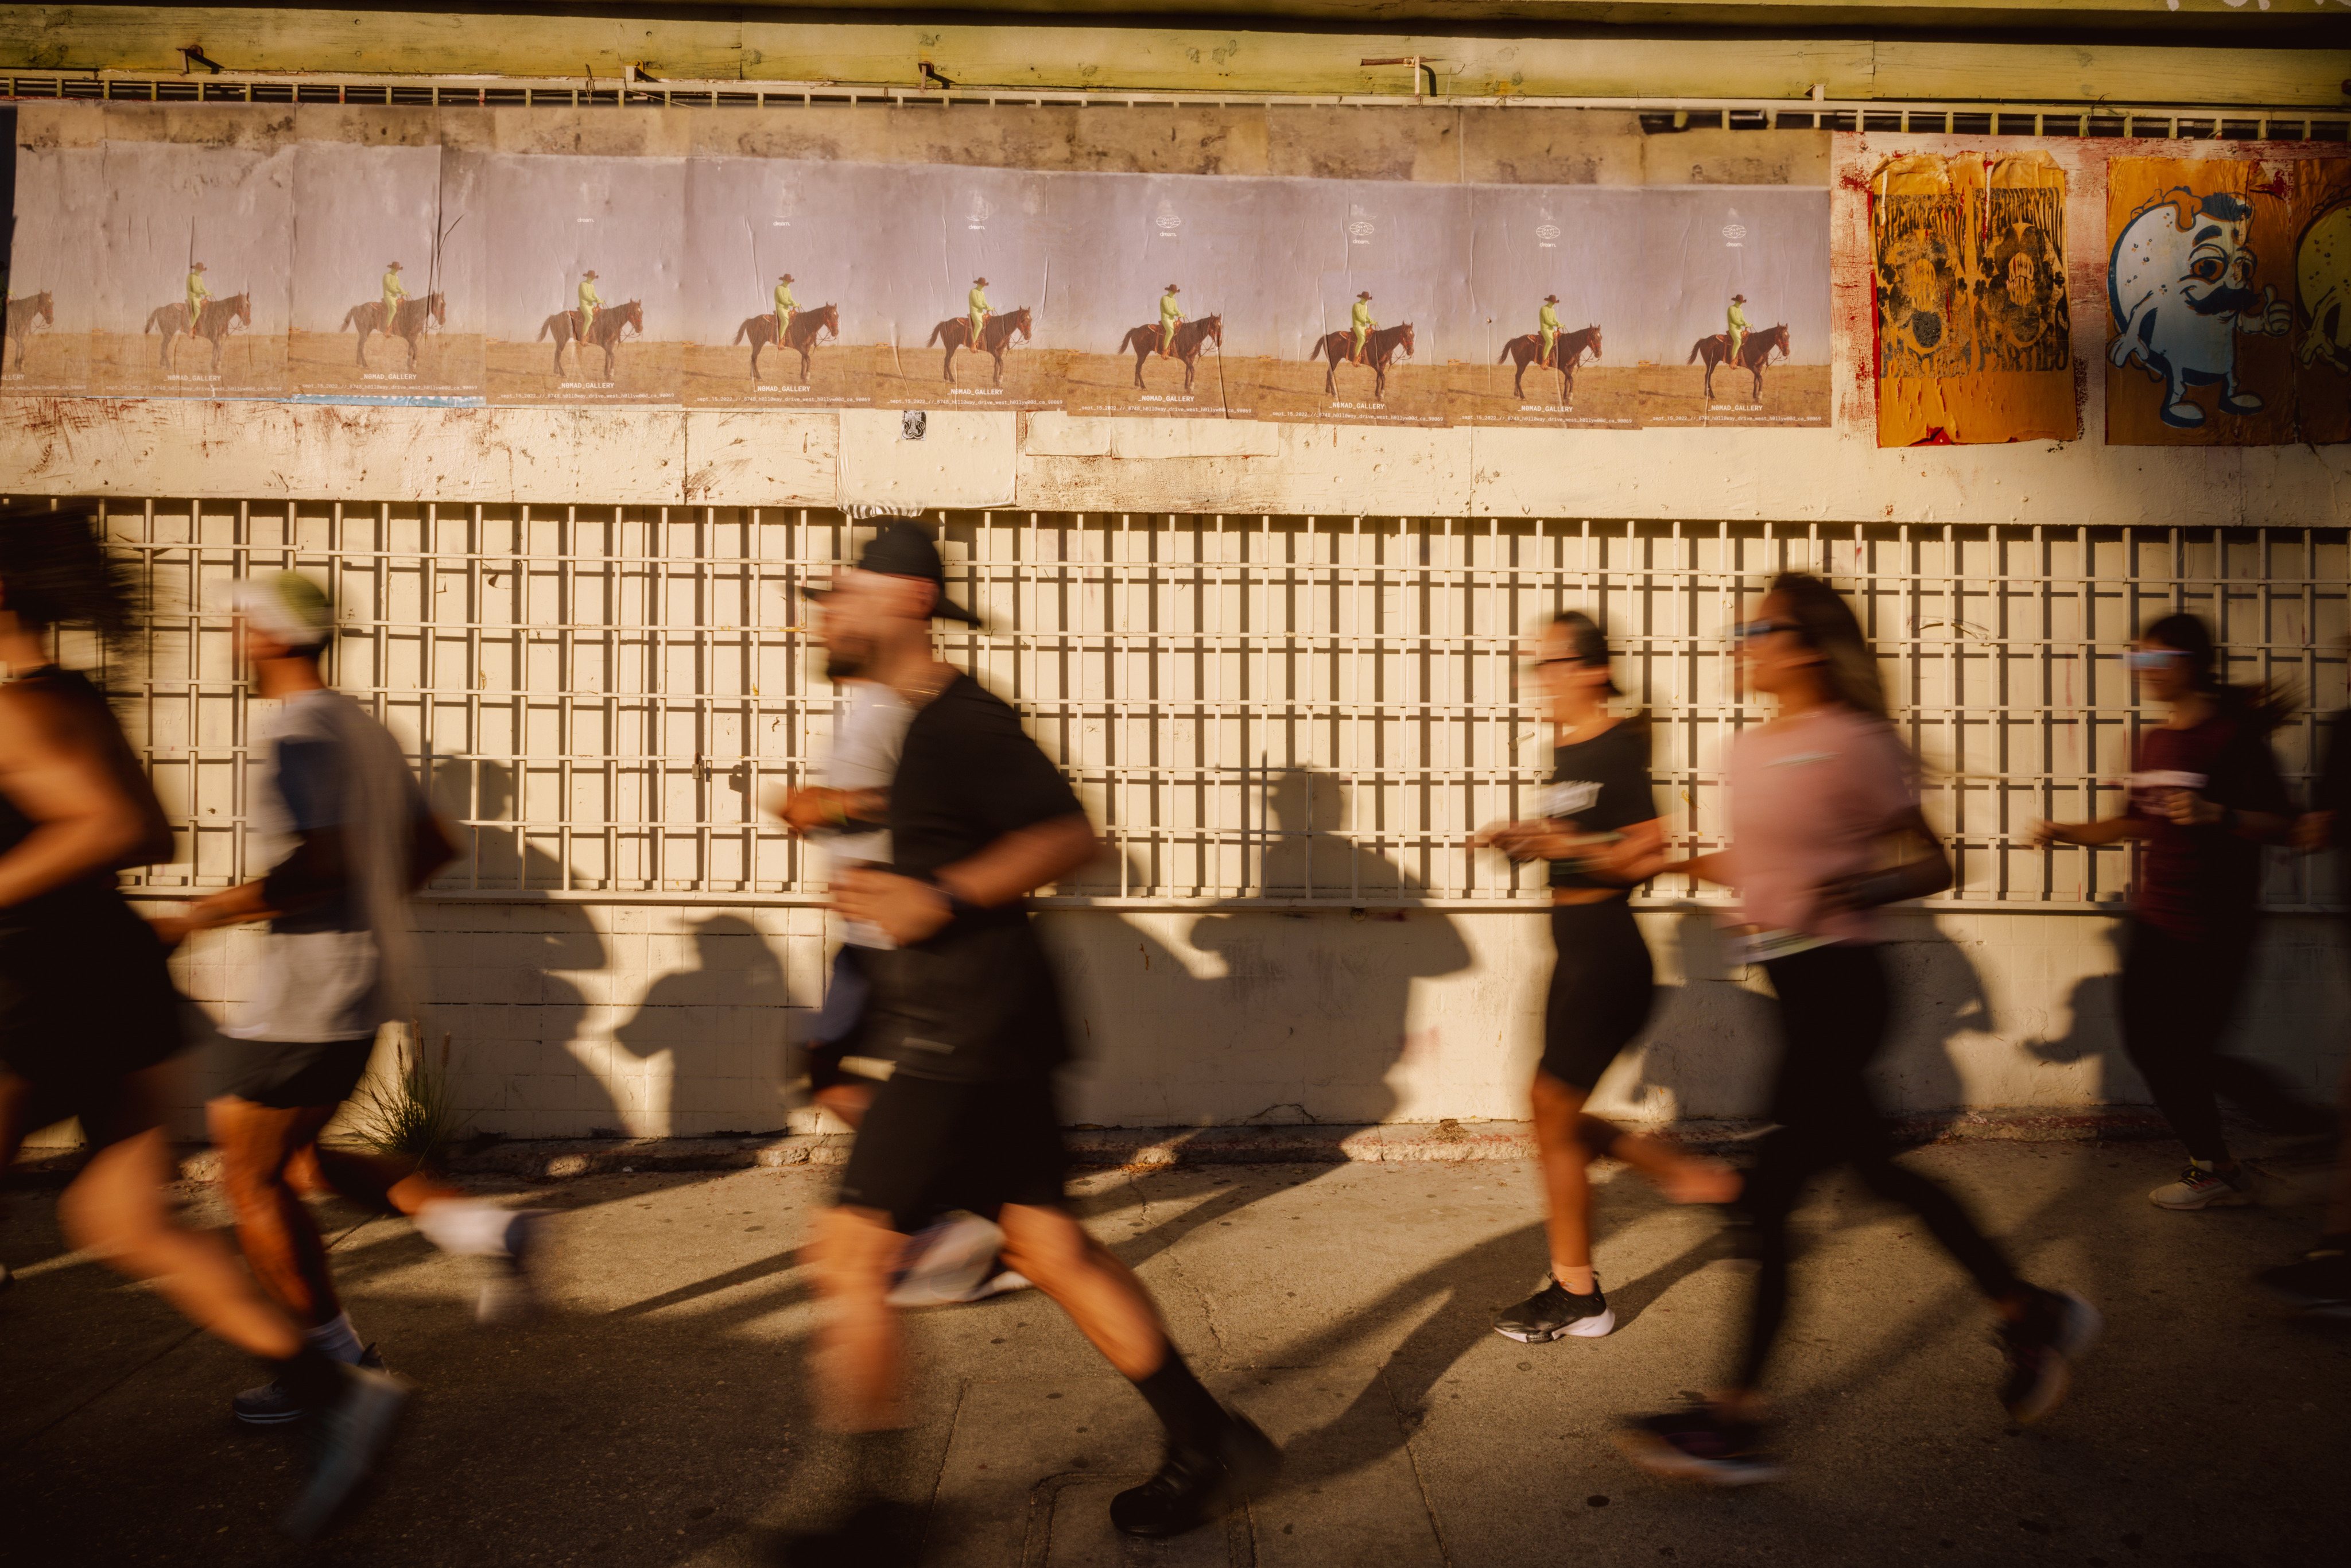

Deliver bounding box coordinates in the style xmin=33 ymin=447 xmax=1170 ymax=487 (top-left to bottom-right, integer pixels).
xmin=0 ymin=504 xmax=400 ymax=1539
xmin=1473 ymin=611 xmax=1736 ymax=1345
xmin=2264 ymin=700 xmax=2351 ymax=1315
xmin=1612 ymin=572 xmax=2096 ymax=1485
xmin=805 ymin=520 xmax=1278 ymax=1540
xmin=781 ymin=511 xmax=1026 ymax=1307
xmin=2035 ymin=612 xmax=2327 ymax=1209
xmin=161 ymin=571 xmax=548 ymax=1430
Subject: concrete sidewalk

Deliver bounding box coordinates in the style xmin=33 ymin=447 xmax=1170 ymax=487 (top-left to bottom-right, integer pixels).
xmin=5 ymin=1140 xmax=2344 ymax=1566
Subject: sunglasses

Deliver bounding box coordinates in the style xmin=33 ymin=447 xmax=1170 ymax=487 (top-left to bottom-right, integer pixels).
xmin=2125 ymin=650 xmax=2192 ymax=670
xmin=1732 ymin=620 xmax=1802 ymax=641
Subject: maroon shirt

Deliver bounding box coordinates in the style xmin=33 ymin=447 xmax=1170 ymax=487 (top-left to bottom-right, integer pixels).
xmin=2126 ymin=707 xmax=2288 ymax=940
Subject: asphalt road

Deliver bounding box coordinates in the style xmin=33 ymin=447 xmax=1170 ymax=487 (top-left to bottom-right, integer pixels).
xmin=5 ymin=1140 xmax=2345 ymax=1567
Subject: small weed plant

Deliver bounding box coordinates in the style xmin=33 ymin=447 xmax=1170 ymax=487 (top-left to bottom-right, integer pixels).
xmin=346 ymin=1025 xmax=470 ymax=1165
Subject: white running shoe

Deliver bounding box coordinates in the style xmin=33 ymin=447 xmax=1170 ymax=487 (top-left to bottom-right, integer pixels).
xmin=2148 ymin=1164 xmax=2253 ymax=1210
xmin=886 ymin=1213 xmax=1006 ymax=1307
xmin=476 ymin=1210 xmax=554 ymax=1324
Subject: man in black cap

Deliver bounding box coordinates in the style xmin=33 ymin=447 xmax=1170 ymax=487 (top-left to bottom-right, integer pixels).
xmin=802 ymin=514 xmax=1278 ymax=1539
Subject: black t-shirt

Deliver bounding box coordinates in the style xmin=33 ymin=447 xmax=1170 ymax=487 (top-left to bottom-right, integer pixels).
xmin=1542 ymin=721 xmax=1658 ymax=890
xmin=865 ymin=672 xmax=1087 ymax=1085
xmin=2314 ymin=708 xmax=2351 ymax=818
xmin=887 ymin=672 xmax=1086 ymax=899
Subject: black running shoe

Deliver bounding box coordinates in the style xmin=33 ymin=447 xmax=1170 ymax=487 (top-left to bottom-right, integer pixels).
xmin=1109 ymin=1412 xmax=1281 ymax=1538
xmin=1614 ymin=1404 xmax=1783 ymax=1486
xmin=2256 ymin=1247 xmax=2351 ymax=1318
xmin=1492 ymin=1275 xmax=1614 ymax=1343
xmin=280 ymin=1361 xmax=409 ymax=1540
xmin=1997 ymin=1286 xmax=2100 ymax=1426
xmin=235 ymin=1344 xmax=389 ymax=1427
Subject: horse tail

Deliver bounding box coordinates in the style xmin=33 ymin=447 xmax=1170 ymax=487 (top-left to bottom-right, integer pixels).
xmin=928 ymin=322 xmax=946 ymax=348
xmin=144 ymin=308 xmax=162 ymax=335
xmin=1686 ymin=339 xmax=1702 ymax=364
xmin=733 ymin=320 xmax=750 ymax=346
xmin=1497 ymin=339 xmax=1515 ymax=364
xmin=340 ymin=306 xmax=360 ymax=331
xmin=537 ymin=315 xmax=554 ymax=341
xmin=1305 ymin=335 xmax=1325 ymax=362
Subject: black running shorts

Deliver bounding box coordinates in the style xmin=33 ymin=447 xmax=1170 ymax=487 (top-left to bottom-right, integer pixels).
xmin=1539 ymin=898 xmax=1656 ymax=1092
xmin=215 ymin=1036 xmax=377 ymax=1110
xmin=836 ymin=1072 xmax=1069 ymax=1233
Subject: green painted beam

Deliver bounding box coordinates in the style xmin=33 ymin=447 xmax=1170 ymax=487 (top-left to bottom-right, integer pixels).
xmin=5 ymin=7 xmax=2346 ymax=106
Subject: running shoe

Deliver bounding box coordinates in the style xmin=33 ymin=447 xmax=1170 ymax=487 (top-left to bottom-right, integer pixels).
xmin=234 ymin=1344 xmax=389 ymax=1427
xmin=961 ymin=1264 xmax=1032 ymax=1302
xmin=2256 ymin=1246 xmax=2351 ymax=1318
xmin=1614 ymin=1404 xmax=1783 ymax=1486
xmin=279 ymin=1361 xmax=409 ymax=1540
xmin=2148 ymin=1163 xmax=2254 ymax=1210
xmin=476 ymin=1209 xmax=554 ymax=1325
xmin=1997 ymin=1287 xmax=2101 ymax=1426
xmin=886 ymin=1213 xmax=1006 ymax=1308
xmin=1110 ymin=1411 xmax=1282 ymax=1538
xmin=1492 ymin=1275 xmax=1615 ymax=1342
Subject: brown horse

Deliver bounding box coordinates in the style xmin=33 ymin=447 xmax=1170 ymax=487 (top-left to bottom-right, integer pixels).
xmin=144 ymin=293 xmax=251 ymax=372
xmin=340 ymin=292 xmax=446 ymax=369
xmin=928 ymin=305 xmax=1031 ymax=386
xmin=1118 ymin=313 xmax=1222 ymax=392
xmin=1310 ymin=321 xmax=1415 ymax=399
xmin=4 ymin=291 xmax=52 ymax=371
xmin=1687 ymin=322 xmax=1790 ymax=402
xmin=735 ymin=303 xmax=839 ymax=383
xmin=1497 ymin=324 xmax=1602 ymax=403
xmin=538 ymin=298 xmax=643 ymax=378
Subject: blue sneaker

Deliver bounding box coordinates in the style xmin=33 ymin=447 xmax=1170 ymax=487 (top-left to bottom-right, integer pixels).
xmin=280 ymin=1362 xmax=409 ymax=1540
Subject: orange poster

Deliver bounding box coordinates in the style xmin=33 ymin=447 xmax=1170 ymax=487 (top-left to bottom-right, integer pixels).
xmin=1872 ymin=152 xmax=2073 ymax=446
xmin=2295 ymin=160 xmax=2351 ymax=447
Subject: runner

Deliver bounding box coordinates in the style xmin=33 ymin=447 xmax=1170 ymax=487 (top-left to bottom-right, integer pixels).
xmin=0 ymin=505 xmax=402 ymax=1539
xmin=160 ymin=570 xmax=549 ymax=1429
xmin=1473 ymin=611 xmax=1737 ymax=1344
xmin=2260 ymin=698 xmax=2351 ymax=1315
xmin=2034 ymin=612 xmax=2326 ymax=1209
xmin=1612 ymin=572 xmax=2096 ymax=1484
xmin=781 ymin=513 xmax=1027 ymax=1307
xmin=805 ymin=520 xmax=1278 ymax=1539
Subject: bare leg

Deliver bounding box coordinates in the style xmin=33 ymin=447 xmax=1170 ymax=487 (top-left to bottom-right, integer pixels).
xmin=996 ymin=1201 xmax=1171 ymax=1379
xmin=808 ymin=1204 xmax=914 ymax=1431
xmin=1531 ymin=1072 xmax=1597 ymax=1284
xmin=209 ymin=1096 xmax=344 ymax=1328
xmin=55 ymin=1066 xmax=303 ymax=1360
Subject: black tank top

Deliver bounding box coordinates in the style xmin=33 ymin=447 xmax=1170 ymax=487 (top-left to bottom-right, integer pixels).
xmin=0 ymin=667 xmax=156 ymax=926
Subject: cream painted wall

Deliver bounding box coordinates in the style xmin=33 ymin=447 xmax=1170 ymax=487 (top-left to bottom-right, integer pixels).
xmin=96 ymin=899 xmax=2345 ymax=1144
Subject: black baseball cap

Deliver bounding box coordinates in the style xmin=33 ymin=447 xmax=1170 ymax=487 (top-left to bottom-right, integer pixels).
xmin=802 ymin=515 xmax=981 ymax=625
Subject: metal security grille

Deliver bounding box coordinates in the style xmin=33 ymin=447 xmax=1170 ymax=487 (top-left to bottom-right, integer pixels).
xmin=94 ymin=502 xmax=2347 ymax=911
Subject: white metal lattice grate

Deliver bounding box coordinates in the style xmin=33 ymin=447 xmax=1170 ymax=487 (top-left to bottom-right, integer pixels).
xmin=94 ymin=502 xmax=2348 ymax=911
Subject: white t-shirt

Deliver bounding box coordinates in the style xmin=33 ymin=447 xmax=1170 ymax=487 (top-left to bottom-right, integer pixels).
xmin=821 ymin=682 xmax=913 ymax=948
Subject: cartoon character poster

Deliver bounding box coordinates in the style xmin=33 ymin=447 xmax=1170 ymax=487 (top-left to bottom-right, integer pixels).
xmin=1872 ymin=152 xmax=2073 ymax=446
xmin=2105 ymin=158 xmax=2300 ymax=447
xmin=2294 ymin=160 xmax=2351 ymax=447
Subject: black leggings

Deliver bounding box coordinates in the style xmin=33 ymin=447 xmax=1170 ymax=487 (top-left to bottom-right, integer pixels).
xmin=2119 ymin=918 xmax=2332 ymax=1164
xmin=1735 ymin=942 xmax=2021 ymax=1391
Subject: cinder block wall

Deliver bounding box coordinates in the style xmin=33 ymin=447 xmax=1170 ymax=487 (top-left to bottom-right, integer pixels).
xmin=110 ymin=901 xmax=2348 ymax=1144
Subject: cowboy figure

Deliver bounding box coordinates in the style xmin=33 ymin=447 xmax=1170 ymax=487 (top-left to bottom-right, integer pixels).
xmin=1726 ymin=293 xmax=1749 ymax=362
xmin=773 ymin=273 xmax=797 ymax=334
xmin=187 ymin=262 xmax=211 ymax=323
xmin=1538 ymin=293 xmax=1562 ymax=367
xmin=1159 ymin=283 xmax=1183 ymax=355
xmin=381 ymin=261 xmax=407 ymax=326
xmin=967 ymin=277 xmax=990 ymax=346
xmin=577 ymin=270 xmax=603 ymax=336
xmin=1351 ymin=290 xmax=1375 ymax=363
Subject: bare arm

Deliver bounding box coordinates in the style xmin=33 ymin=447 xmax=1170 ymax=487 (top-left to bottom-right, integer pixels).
xmin=835 ymin=814 xmax=1098 ymax=945
xmin=160 ymin=806 xmax=456 ymax=945
xmin=0 ymin=685 xmax=172 ymax=909
xmin=2032 ymin=815 xmax=2147 ymax=848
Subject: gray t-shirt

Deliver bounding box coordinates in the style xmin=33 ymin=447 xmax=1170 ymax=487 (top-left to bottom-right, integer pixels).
xmin=821 ymin=682 xmax=912 ymax=950
xmin=225 ymin=690 xmax=428 ymax=1043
